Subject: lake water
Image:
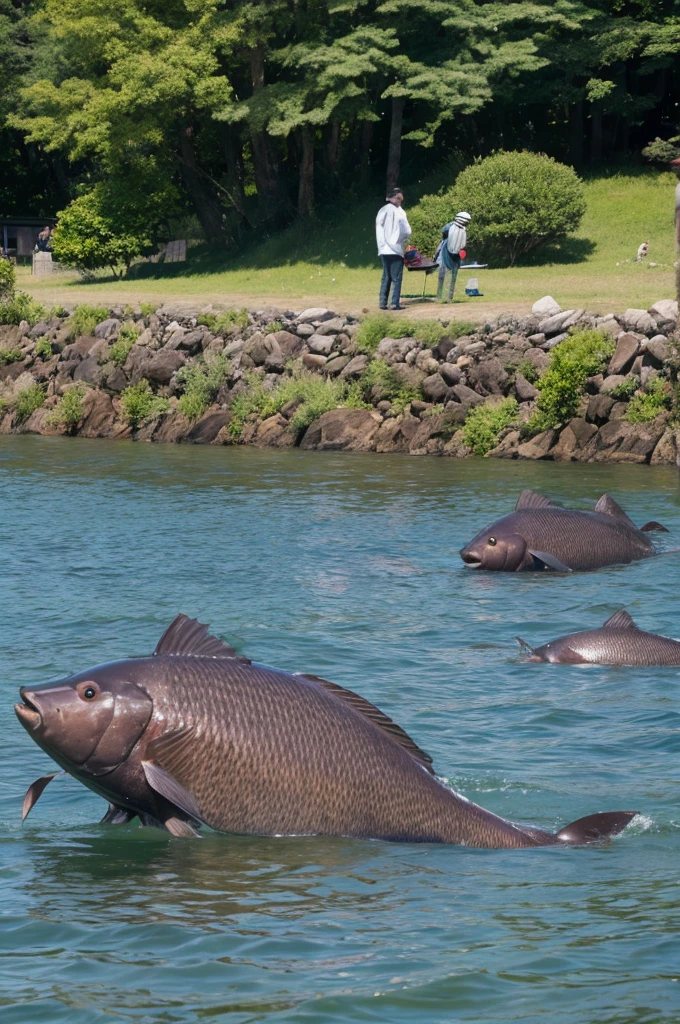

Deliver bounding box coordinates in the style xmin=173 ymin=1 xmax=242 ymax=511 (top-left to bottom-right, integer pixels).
xmin=1 ymin=436 xmax=678 ymax=1024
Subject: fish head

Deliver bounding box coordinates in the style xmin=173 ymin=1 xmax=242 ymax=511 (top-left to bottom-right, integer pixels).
xmin=15 ymin=660 xmax=153 ymax=776
xmin=528 ymin=641 xmax=587 ymax=665
xmin=460 ymin=522 xmax=528 ymax=571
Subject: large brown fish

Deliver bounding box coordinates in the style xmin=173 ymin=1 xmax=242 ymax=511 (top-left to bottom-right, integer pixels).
xmin=15 ymin=615 xmax=636 ymax=848
xmin=460 ymin=489 xmax=667 ymax=571
xmin=519 ymin=609 xmax=680 ymax=665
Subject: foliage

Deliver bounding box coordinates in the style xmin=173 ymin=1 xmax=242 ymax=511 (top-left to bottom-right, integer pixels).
xmin=356 ymin=314 xmax=476 ymax=355
xmin=109 ymin=322 xmax=140 ymax=365
xmin=48 ymin=386 xmax=85 ymax=430
xmin=264 ymin=320 xmax=284 ymax=335
xmin=69 ymin=305 xmax=109 ymax=340
xmin=120 ymin=379 xmax=169 ymax=429
xmin=34 ymin=337 xmax=53 ymax=359
xmin=642 ymin=137 xmax=680 ymax=163
xmin=526 ymin=329 xmax=614 ymax=434
xmin=0 ymin=290 xmax=46 ymax=327
xmin=609 ymin=376 xmax=639 ymax=399
xmin=462 ymin=398 xmax=519 ymax=456
xmin=0 ymin=346 xmax=22 ymax=366
xmin=176 ymin=353 xmax=231 ymax=421
xmin=625 ymin=377 xmax=672 ymax=423
xmin=197 ymin=309 xmax=250 ymax=334
xmin=412 ymin=152 xmax=586 ymax=266
xmin=140 ymin=303 xmax=156 ymax=318
xmin=0 ymin=259 xmax=16 ymax=301
xmin=516 ymin=360 xmax=539 ymax=384
xmin=15 ymin=383 xmax=46 ymax=422
xmin=357 ymin=359 xmax=421 ymax=412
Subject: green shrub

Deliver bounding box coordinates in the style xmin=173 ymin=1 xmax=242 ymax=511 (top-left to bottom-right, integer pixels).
xmin=140 ymin=302 xmax=156 ymax=317
xmin=48 ymin=386 xmax=85 ymax=430
xmin=0 ymin=260 xmax=16 ymax=301
xmin=625 ymin=376 xmax=672 ymax=423
xmin=176 ymin=353 xmax=231 ymax=421
xmin=411 ymin=151 xmax=586 ymax=266
xmin=526 ymin=329 xmax=614 ymax=434
xmin=609 ymin=376 xmax=639 ymax=400
xmin=15 ymin=383 xmax=46 ymax=422
xmin=264 ymin=320 xmax=284 ymax=334
xmin=0 ymin=291 xmax=46 ymax=326
xmin=357 ymin=359 xmax=421 ymax=411
xmin=48 ymin=304 xmax=68 ymax=318
xmin=0 ymin=347 xmax=23 ymax=366
xmin=120 ymin=379 xmax=169 ymax=428
xmin=109 ymin=322 xmax=140 ymax=365
xmin=197 ymin=309 xmax=249 ymax=334
xmin=34 ymin=337 xmax=54 ymax=359
xmin=356 ymin=313 xmax=477 ymax=355
xmin=516 ymin=360 xmax=539 ymax=384
xmin=462 ymin=398 xmax=519 ymax=455
xmin=69 ymin=304 xmax=109 ymax=340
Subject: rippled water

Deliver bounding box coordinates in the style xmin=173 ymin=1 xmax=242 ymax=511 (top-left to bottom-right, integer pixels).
xmin=1 ymin=436 xmax=679 ymax=1023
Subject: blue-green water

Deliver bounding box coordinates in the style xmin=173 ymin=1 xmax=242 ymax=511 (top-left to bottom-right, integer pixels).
xmin=1 ymin=436 xmax=679 ymax=1024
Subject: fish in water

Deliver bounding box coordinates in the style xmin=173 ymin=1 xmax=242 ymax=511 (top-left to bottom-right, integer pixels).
xmin=460 ymin=489 xmax=667 ymax=572
xmin=518 ymin=609 xmax=680 ymax=665
xmin=15 ymin=615 xmax=636 ymax=848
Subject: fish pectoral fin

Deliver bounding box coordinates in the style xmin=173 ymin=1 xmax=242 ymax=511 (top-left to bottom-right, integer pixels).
xmin=556 ymin=810 xmax=638 ymax=844
xmin=142 ymin=759 xmax=203 ymax=823
xmin=602 ymin=608 xmax=639 ymax=630
xmin=527 ymin=550 xmax=571 ymax=572
xmin=641 ymin=520 xmax=669 ymax=533
xmin=164 ymin=816 xmax=201 ymax=839
xmin=515 ymin=636 xmax=534 ymax=653
xmin=153 ymin=614 xmax=250 ymax=662
xmin=22 ymin=773 xmax=60 ymax=821
xmin=593 ymin=494 xmax=637 ymax=528
xmin=515 ymin=489 xmax=557 ymax=511
xmin=100 ymin=803 xmax=136 ymax=825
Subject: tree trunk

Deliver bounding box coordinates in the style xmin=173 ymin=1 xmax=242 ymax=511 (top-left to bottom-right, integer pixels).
xmin=358 ymin=119 xmax=373 ymax=192
xmin=590 ymin=102 xmax=603 ymax=163
xmin=568 ymin=100 xmax=584 ymax=168
xmin=216 ymin=124 xmax=251 ymax=230
xmin=249 ymin=46 xmax=282 ymax=219
xmin=326 ymin=120 xmax=340 ymax=178
xmin=297 ymin=126 xmax=315 ymax=218
xmin=178 ymin=128 xmax=225 ymax=245
xmin=386 ymin=96 xmax=405 ymax=190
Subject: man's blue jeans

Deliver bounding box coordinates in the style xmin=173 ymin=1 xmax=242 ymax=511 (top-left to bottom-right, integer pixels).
xmin=379 ymin=254 xmax=404 ymax=308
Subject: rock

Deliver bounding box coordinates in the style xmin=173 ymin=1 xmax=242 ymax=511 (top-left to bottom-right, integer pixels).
xmin=375 ymin=417 xmax=410 ymax=453
xmin=153 ymin=410 xmax=192 ymax=444
xmin=488 ymin=430 xmax=521 ymax=458
xmin=185 ymin=411 xmax=231 ymax=443
xmin=544 ymin=332 xmax=569 ymax=349
xmin=73 ymin=355 xmax=104 ymax=386
xmin=376 ymin=337 xmax=417 ymax=364
xmin=391 ymin=364 xmax=426 ymax=391
xmin=409 ymin=408 xmax=465 ymax=455
xmin=580 ymin=418 xmax=667 ymax=463
xmin=296 ymin=323 xmax=315 ymax=338
xmin=242 ymin=332 xmax=271 ymax=365
xmin=299 ymin=407 xmax=380 ymax=451
xmin=608 ymin=402 xmax=629 ymax=421
xmin=104 ymin=365 xmax=128 ymax=393
xmin=586 ymin=394 xmax=615 ymax=424
xmin=176 ymin=328 xmax=205 ymax=355
xmin=146 ymin=349 xmax=186 ymax=386
xmin=61 ymin=335 xmax=99 ymax=362
xmin=622 ymin=309 xmax=657 ymax=334
xmin=29 ymin=321 xmax=51 ymax=339
xmin=551 ymin=417 xmax=598 ymax=461
xmin=523 ymin=347 xmax=550 ymax=374
xmin=517 ymin=429 xmax=557 ymax=459
xmin=514 ymin=373 xmax=538 ymax=402
xmin=415 ymin=349 xmax=440 ymax=373
xmin=223 ymin=337 xmax=245 ymax=358
xmin=538 ymin=310 xmax=575 ymax=335
xmin=253 ymin=413 xmax=297 ymax=448
xmin=307 ymin=333 xmax=335 ymax=355
xmin=560 ymin=309 xmax=585 ymax=330
xmin=451 ymin=383 xmax=484 ymax=409
xmin=302 ymin=352 xmax=328 ymax=370
xmin=340 ymin=354 xmax=369 ymax=379
xmin=596 ymin=318 xmax=622 ymax=338
xmin=421 ymin=373 xmax=450 ymax=403
xmin=433 ymin=338 xmax=458 ymax=361
xmin=323 ymin=355 xmax=351 ymax=375
xmin=532 ymin=296 xmax=561 ymax=317
xmin=79 ymin=390 xmax=124 ymax=438
xmin=467 ymin=356 xmax=508 ymax=396
xmin=264 ymin=350 xmax=286 ymax=373
xmin=463 ymin=341 xmax=487 ymax=356
xmin=124 ymin=345 xmax=153 ymax=382
xmin=93 ymin=318 xmax=120 ymax=340
xmin=0 ymin=325 xmax=23 ymax=347
xmin=650 ymin=427 xmax=678 ymax=465
xmin=600 ymin=374 xmax=629 ymax=395
xmin=607 ymin=333 xmax=640 ymax=375
xmin=267 ymin=330 xmax=304 ymax=360
xmin=439 ymin=363 xmax=462 ymax=386
xmin=648 ymin=299 xmax=677 ymax=321
xmin=527 ymin=333 xmax=546 ymax=346
xmin=313 ymin=317 xmax=346 ymax=335
xmin=295 ymin=307 xmax=336 ymax=324
xmin=642 ymin=336 xmax=670 ymax=366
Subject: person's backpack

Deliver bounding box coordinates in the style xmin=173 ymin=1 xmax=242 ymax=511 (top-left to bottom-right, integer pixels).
xmin=441 ymin=221 xmax=453 ymax=239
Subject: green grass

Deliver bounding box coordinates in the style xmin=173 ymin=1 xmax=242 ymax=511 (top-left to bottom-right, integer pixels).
xmin=18 ymin=167 xmax=677 ymax=316
xmin=624 ymin=376 xmax=672 ymax=422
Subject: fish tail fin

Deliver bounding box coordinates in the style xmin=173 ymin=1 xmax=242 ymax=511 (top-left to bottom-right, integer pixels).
xmin=515 ymin=636 xmax=534 ymax=653
xmin=641 ymin=520 xmax=669 ymax=533
xmin=556 ymin=810 xmax=638 ymax=844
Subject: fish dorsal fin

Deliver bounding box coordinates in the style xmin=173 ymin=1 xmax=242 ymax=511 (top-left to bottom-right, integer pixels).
xmin=296 ymin=673 xmax=435 ymax=775
xmin=515 ymin=489 xmax=556 ymax=511
xmin=593 ymin=494 xmax=637 ymax=528
xmin=603 ymin=609 xmax=639 ymax=631
xmin=154 ymin=614 xmax=247 ymax=660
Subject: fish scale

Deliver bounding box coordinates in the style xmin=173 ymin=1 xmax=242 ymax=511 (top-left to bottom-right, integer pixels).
xmin=514 ymin=509 xmax=654 ymax=569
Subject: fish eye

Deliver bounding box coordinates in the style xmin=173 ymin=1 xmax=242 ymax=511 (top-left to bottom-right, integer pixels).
xmin=77 ymin=681 xmax=100 ymax=701
xmin=488 ymin=536 xmax=497 ymax=546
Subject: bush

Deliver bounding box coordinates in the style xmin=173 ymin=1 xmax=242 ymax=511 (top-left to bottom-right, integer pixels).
xmin=109 ymin=322 xmax=140 ymax=365
xmin=516 ymin=360 xmax=539 ymax=384
xmin=34 ymin=337 xmax=54 ymax=359
xmin=120 ymin=379 xmax=169 ymax=428
xmin=410 ymin=151 xmax=586 ymax=266
xmin=609 ymin=376 xmax=639 ymax=399
xmin=356 ymin=313 xmax=477 ymax=355
xmin=264 ymin=320 xmax=283 ymax=334
xmin=176 ymin=353 xmax=231 ymax=421
xmin=357 ymin=359 xmax=421 ymax=411
xmin=197 ymin=309 xmax=250 ymax=334
xmin=526 ymin=330 xmax=614 ymax=434
xmin=48 ymin=386 xmax=85 ymax=431
xmin=625 ymin=377 xmax=672 ymax=423
xmin=0 ymin=291 xmax=46 ymax=327
xmin=0 ymin=260 xmax=16 ymax=301
xmin=0 ymin=347 xmax=23 ymax=366
xmin=69 ymin=305 xmax=109 ymax=340
xmin=462 ymin=398 xmax=519 ymax=455
xmin=15 ymin=383 xmax=46 ymax=422
xmin=140 ymin=302 xmax=156 ymax=317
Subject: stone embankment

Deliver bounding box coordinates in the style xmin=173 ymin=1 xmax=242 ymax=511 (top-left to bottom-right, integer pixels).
xmin=0 ymin=296 xmax=678 ymax=464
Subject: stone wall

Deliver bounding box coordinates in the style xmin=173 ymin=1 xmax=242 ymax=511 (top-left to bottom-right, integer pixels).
xmin=1 ymin=296 xmax=678 ymax=465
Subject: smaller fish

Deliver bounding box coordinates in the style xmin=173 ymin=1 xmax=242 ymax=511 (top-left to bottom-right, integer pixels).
xmin=518 ymin=609 xmax=680 ymax=665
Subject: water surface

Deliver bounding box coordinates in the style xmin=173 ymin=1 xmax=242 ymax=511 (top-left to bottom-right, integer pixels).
xmin=1 ymin=437 xmax=678 ymax=1023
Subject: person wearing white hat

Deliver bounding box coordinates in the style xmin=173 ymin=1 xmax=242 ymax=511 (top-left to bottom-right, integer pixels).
xmin=436 ymin=211 xmax=471 ymax=303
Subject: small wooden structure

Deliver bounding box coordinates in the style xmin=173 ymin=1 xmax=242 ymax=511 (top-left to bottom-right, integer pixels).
xmin=1 ymin=216 xmax=55 ymax=258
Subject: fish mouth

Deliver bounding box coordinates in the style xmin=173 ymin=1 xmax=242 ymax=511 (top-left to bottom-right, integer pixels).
xmin=460 ymin=549 xmax=482 ymax=567
xmin=15 ymin=691 xmax=42 ymax=731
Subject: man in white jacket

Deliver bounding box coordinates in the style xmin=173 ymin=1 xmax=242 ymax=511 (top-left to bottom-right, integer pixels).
xmin=375 ymin=187 xmax=411 ymax=310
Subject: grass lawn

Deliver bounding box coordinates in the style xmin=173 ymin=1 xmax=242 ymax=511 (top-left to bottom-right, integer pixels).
xmin=19 ymin=167 xmax=676 ymax=320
